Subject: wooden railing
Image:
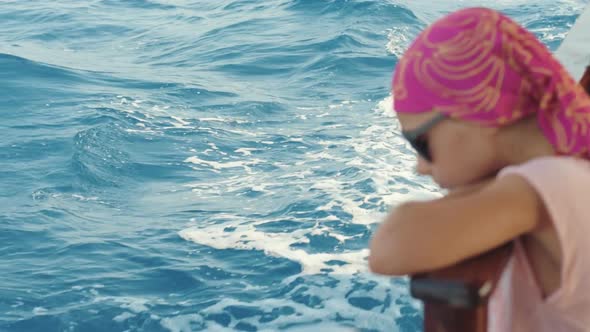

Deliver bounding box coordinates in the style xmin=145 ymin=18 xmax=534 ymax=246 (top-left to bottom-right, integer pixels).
xmin=410 ymin=244 xmax=512 ymax=332
xmin=410 ymin=66 xmax=590 ymax=332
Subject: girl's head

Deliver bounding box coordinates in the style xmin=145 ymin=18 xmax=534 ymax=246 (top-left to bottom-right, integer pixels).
xmin=392 ymin=7 xmax=590 ymax=188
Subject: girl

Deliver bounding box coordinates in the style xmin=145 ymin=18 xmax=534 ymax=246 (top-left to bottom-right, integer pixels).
xmin=369 ymin=7 xmax=590 ymax=331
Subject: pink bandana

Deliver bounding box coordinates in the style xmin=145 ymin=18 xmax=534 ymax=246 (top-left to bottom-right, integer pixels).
xmin=393 ymin=7 xmax=590 ymax=157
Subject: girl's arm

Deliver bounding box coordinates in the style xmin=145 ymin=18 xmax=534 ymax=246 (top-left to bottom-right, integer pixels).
xmin=368 ymin=174 xmax=544 ymax=276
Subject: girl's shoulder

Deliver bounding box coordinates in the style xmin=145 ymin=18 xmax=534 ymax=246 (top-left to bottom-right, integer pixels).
xmin=501 ymin=156 xmax=590 ymax=177
xmin=499 ymin=156 xmax=590 ymax=211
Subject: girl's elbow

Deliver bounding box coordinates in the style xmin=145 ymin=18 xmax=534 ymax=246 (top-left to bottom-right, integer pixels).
xmin=368 ymin=204 xmax=415 ymax=275
xmin=368 ymin=252 xmax=403 ymax=275
xmin=368 ymin=249 xmax=418 ymax=276
xmin=368 ymin=203 xmax=419 ymax=275
xmin=368 ymin=235 xmax=408 ymax=276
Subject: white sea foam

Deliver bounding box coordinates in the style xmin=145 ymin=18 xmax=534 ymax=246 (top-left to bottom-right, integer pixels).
xmin=160 ymin=314 xmax=204 ymax=332
xmin=198 ymin=117 xmax=249 ymax=124
xmin=180 ymin=95 xmax=440 ymax=276
xmin=386 ymin=27 xmax=412 ymax=57
xmin=234 ymin=148 xmax=259 ymax=156
xmin=32 ymin=307 xmax=48 ymax=315
xmin=184 ymin=156 xmax=262 ymax=172
xmin=113 ymin=312 xmax=135 ymax=322
xmin=173 ymin=95 xmax=437 ymax=331
xmin=170 ymin=273 xmax=415 ymax=332
xmin=121 ymin=299 xmax=149 ymax=313
xmin=179 ymin=225 xmax=368 ymax=275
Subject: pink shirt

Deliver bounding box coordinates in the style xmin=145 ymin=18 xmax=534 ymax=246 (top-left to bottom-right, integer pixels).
xmin=488 ymin=156 xmax=590 ymax=331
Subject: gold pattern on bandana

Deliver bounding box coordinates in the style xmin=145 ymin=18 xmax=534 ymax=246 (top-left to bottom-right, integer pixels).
xmin=393 ymin=8 xmax=590 ymax=157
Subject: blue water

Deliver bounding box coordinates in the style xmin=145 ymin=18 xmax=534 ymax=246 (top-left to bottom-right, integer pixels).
xmin=1 ymin=1 xmax=587 ymax=331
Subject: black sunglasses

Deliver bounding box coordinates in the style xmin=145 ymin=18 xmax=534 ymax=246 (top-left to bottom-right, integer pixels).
xmin=401 ymin=113 xmax=446 ymax=162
